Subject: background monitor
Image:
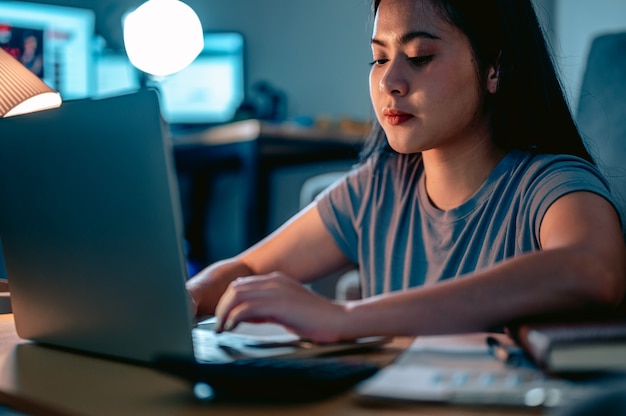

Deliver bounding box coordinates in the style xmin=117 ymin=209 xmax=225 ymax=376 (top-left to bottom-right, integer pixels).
xmin=93 ymin=45 xmax=141 ymax=98
xmin=0 ymin=1 xmax=95 ymax=100
xmin=149 ymin=31 xmax=246 ymax=126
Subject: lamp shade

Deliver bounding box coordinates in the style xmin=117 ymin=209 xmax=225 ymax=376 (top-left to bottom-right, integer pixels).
xmin=0 ymin=48 xmax=62 ymax=117
xmin=123 ymin=0 xmax=203 ymax=77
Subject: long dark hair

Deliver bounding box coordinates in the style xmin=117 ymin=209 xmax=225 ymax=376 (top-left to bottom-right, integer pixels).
xmin=361 ymin=0 xmax=594 ymax=164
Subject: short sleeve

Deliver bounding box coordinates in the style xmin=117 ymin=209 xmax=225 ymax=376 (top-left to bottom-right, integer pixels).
xmin=521 ymin=156 xmax=617 ymax=241
xmin=315 ymin=160 xmax=376 ymax=264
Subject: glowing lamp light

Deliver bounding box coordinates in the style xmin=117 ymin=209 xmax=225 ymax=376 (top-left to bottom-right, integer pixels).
xmin=123 ymin=0 xmax=203 ymax=77
xmin=0 ymin=48 xmax=62 ymax=117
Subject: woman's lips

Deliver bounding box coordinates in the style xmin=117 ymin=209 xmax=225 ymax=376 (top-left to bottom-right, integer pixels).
xmin=382 ymin=109 xmax=414 ymax=126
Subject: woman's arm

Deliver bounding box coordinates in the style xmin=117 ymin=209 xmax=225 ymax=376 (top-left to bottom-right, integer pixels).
xmin=186 ymin=203 xmax=353 ymax=316
xmin=214 ymin=191 xmax=626 ymax=342
xmin=339 ymin=191 xmax=626 ymax=338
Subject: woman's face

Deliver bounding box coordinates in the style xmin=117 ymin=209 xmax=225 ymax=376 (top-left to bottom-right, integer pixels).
xmin=370 ymin=0 xmax=496 ymax=154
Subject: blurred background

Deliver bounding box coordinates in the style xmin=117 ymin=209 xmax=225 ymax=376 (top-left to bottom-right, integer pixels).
xmin=3 ymin=0 xmax=624 ymax=120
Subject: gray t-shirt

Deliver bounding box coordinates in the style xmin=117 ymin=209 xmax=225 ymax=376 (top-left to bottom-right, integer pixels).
xmin=316 ymin=150 xmax=615 ymax=298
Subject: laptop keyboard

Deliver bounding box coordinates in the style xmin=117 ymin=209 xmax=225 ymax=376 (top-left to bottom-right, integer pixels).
xmin=154 ymin=327 xmax=381 ymax=401
xmin=192 ymin=327 xmax=298 ymax=363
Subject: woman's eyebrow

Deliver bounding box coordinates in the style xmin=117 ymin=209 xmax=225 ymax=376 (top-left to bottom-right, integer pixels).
xmin=371 ymin=30 xmax=441 ymax=47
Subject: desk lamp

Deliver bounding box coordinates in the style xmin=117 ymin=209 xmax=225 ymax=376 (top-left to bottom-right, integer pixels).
xmin=0 ymin=47 xmax=62 ymax=313
xmin=0 ymin=48 xmax=62 ymax=117
xmin=123 ymin=0 xmax=203 ymax=77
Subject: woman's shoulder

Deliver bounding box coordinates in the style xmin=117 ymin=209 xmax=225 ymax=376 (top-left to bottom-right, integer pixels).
xmin=504 ymin=149 xmax=610 ymax=195
xmin=507 ymin=149 xmax=600 ymax=177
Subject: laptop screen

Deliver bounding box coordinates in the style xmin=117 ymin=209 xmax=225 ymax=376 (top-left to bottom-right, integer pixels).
xmin=0 ymin=89 xmax=196 ymax=363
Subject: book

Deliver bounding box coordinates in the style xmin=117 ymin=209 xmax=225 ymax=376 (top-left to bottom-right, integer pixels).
xmin=510 ymin=316 xmax=626 ymax=373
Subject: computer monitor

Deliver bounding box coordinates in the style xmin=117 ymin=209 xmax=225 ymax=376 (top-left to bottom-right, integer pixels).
xmin=0 ymin=1 xmax=95 ymax=100
xmin=94 ymin=47 xmax=141 ymax=98
xmin=149 ymin=31 xmax=246 ymax=127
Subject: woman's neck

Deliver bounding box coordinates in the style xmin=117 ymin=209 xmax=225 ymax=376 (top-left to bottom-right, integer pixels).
xmin=421 ymin=137 xmax=506 ymax=211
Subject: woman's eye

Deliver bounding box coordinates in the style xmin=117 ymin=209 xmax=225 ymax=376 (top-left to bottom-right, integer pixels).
xmin=408 ymin=55 xmax=433 ymax=66
xmin=369 ymin=58 xmax=388 ymax=66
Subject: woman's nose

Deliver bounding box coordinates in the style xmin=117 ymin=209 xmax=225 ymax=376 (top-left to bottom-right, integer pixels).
xmin=379 ymin=59 xmax=409 ymax=96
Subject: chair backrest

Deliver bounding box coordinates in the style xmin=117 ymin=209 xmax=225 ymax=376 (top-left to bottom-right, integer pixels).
xmin=576 ymin=32 xmax=626 ymax=232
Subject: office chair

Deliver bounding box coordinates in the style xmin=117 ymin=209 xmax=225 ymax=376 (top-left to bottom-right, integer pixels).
xmin=554 ymin=30 xmax=626 ymax=416
xmin=576 ymin=31 xmax=626 ymax=233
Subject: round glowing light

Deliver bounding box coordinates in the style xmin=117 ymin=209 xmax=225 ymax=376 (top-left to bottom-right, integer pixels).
xmin=123 ymin=0 xmax=203 ymax=77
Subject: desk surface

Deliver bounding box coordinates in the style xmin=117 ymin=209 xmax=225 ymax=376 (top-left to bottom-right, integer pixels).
xmin=0 ymin=314 xmax=541 ymax=416
xmin=170 ymin=119 xmax=368 ymax=147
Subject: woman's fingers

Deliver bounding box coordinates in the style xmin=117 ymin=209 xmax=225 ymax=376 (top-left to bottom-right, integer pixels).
xmin=214 ymin=273 xmax=284 ymax=332
xmin=213 ymin=272 xmax=346 ymax=343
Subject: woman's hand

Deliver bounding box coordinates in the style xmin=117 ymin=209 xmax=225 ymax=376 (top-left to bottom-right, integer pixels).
xmin=186 ymin=259 xmax=255 ymax=317
xmin=214 ymin=272 xmax=348 ymax=343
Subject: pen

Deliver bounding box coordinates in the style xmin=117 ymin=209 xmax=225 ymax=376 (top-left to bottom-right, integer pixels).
xmin=485 ymin=336 xmax=529 ymax=367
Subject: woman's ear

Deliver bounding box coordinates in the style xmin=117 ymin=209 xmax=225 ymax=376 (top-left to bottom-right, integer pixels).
xmin=487 ymin=64 xmax=499 ymax=94
xmin=487 ymin=52 xmax=501 ymax=94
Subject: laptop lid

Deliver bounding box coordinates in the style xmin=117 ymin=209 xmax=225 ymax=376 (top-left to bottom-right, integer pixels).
xmin=0 ymin=89 xmax=196 ymax=363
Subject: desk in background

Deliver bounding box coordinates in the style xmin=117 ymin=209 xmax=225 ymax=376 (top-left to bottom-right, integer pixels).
xmin=172 ymin=119 xmax=366 ymax=266
xmin=0 ymin=314 xmax=542 ymax=416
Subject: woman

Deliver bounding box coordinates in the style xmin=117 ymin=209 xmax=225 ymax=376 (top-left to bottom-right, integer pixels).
xmin=186 ymin=0 xmax=625 ymax=342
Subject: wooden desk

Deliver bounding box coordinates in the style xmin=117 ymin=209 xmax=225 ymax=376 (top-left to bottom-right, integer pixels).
xmin=171 ymin=119 xmax=364 ymax=266
xmin=0 ymin=314 xmax=542 ymax=416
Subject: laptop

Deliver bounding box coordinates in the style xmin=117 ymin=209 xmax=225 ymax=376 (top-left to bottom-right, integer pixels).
xmin=0 ymin=89 xmax=387 ymax=368
xmin=0 ymin=89 xmax=199 ymax=363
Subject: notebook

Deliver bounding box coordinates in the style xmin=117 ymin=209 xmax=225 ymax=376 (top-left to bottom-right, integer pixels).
xmin=355 ymin=333 xmax=611 ymax=408
xmin=0 ymin=89 xmax=386 ymax=365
